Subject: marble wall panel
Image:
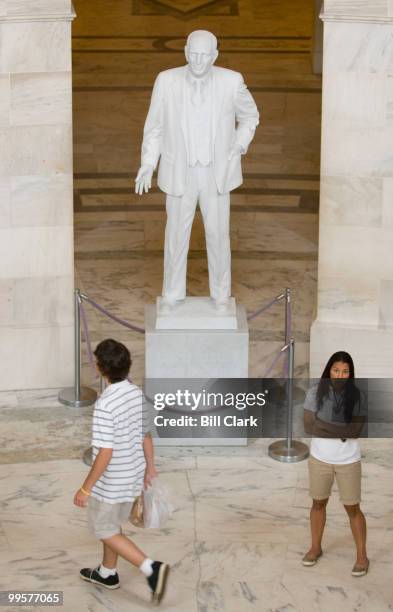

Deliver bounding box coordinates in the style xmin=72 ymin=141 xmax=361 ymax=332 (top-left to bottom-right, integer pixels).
xmin=0 ymin=325 xmax=73 ymax=389
xmin=0 ymin=21 xmax=71 ymax=74
xmin=0 ymin=177 xmax=10 ymax=227
xmin=323 ymin=22 xmax=393 ymax=74
xmin=310 ymin=321 xmax=393 ymax=377
xmin=322 ymin=122 xmax=393 ymax=177
xmin=2 ymin=124 xmax=72 ymax=176
xmin=0 ymin=127 xmax=8 ymax=175
xmin=382 ymin=177 xmax=393 ymax=226
xmin=320 ymin=176 xmax=383 ymax=227
xmin=10 ymin=72 xmax=71 ymax=126
xmin=380 ymin=279 xmax=393 ymax=326
xmin=317 ymin=276 xmax=380 ymax=325
xmin=0 ymin=276 xmax=73 ymax=326
xmin=0 ymin=279 xmax=13 ymax=323
xmin=5 ymin=0 xmax=72 ymax=15
xmin=13 ymin=276 xmax=74 ymax=326
xmin=322 ymin=71 xmax=387 ymax=126
xmin=0 ymin=74 xmax=9 ymax=126
xmin=10 ymin=174 xmax=73 ymax=227
xmin=318 ymin=226 xmax=393 ymax=280
xmin=0 ymin=2 xmax=6 ymax=16
xmin=324 ymin=0 xmax=388 ymax=18
xmin=0 ymin=226 xmax=73 ymax=279
xmin=387 ymin=76 xmax=393 ymax=121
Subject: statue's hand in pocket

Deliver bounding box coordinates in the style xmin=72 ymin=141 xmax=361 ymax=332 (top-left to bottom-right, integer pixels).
xmin=228 ymin=143 xmax=243 ymax=161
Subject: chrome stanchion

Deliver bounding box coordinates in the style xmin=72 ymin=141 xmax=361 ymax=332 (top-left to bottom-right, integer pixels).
xmin=284 ymin=288 xmax=305 ymax=402
xmin=283 ymin=287 xmax=291 ymax=379
xmin=268 ymin=339 xmax=309 ymax=463
xmin=58 ymin=288 xmax=97 ymax=408
xmin=284 ymin=287 xmax=291 ymax=345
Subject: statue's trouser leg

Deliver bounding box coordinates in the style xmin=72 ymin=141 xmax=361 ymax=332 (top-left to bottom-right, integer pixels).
xmin=162 ymin=168 xmax=199 ymax=300
xmin=197 ymin=165 xmax=231 ymax=302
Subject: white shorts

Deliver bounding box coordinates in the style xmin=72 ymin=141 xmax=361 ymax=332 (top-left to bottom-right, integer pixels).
xmin=87 ymin=496 xmax=133 ymax=540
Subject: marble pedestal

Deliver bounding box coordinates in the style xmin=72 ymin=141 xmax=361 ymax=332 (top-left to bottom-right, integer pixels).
xmin=145 ymin=298 xmax=249 ymax=445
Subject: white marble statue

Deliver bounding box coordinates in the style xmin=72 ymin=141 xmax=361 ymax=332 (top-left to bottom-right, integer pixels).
xmin=135 ymin=30 xmax=259 ymax=311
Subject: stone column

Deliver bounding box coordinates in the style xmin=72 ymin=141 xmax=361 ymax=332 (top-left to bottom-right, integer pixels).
xmin=0 ymin=1 xmax=75 ymax=390
xmin=310 ymin=0 xmax=393 ymax=377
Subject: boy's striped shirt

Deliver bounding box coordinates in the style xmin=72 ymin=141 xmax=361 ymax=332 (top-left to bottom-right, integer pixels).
xmin=90 ymin=379 xmax=150 ymax=504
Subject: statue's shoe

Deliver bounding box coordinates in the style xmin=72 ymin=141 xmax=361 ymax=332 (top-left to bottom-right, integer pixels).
xmin=160 ymin=298 xmax=178 ymax=314
xmin=214 ymin=298 xmax=230 ymax=313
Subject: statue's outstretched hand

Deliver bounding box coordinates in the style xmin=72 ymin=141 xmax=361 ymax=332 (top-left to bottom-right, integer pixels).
xmin=135 ymin=164 xmax=154 ymax=195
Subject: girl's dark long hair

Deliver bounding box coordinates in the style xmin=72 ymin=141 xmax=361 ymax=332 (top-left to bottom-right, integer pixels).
xmin=316 ymin=351 xmax=360 ymax=423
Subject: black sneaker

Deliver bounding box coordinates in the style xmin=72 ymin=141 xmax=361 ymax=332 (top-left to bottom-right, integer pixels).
xmin=80 ymin=566 xmax=120 ymax=590
xmin=147 ymin=561 xmax=170 ymax=605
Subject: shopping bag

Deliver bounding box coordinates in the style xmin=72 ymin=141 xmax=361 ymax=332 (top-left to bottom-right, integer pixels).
xmin=129 ymin=493 xmax=144 ymax=527
xmin=143 ymin=478 xmax=174 ymax=529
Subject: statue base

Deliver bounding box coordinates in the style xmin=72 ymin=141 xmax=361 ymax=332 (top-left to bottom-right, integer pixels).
xmin=156 ymin=296 xmax=237 ymax=330
xmin=145 ymin=297 xmax=249 ymax=446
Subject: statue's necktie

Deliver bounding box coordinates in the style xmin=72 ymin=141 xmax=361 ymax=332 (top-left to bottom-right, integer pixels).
xmin=192 ymin=79 xmax=203 ymax=106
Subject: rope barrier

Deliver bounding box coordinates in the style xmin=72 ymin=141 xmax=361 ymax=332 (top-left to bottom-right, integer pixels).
xmin=80 ymin=293 xmax=146 ymax=334
xmin=59 ymin=287 xmax=293 ymax=408
xmin=262 ymin=346 xmax=286 ymax=379
xmin=79 ymin=297 xmax=98 ymax=380
xmin=247 ymin=294 xmax=283 ymax=321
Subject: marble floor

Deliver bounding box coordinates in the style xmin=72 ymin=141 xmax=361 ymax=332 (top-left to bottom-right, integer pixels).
xmin=71 ymin=0 xmax=321 ymax=386
xmin=0 ymin=436 xmax=392 ymax=612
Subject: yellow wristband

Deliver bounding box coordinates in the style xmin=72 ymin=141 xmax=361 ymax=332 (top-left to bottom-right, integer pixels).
xmin=80 ymin=486 xmax=91 ymax=496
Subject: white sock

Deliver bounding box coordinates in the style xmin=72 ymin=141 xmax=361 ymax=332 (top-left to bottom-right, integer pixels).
xmin=98 ymin=564 xmax=117 ymax=578
xmin=139 ymin=558 xmax=154 ymax=577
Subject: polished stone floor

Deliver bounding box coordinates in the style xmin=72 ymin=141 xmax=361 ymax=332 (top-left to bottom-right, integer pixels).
xmin=71 ymin=0 xmax=321 ymax=386
xmin=0 ymin=434 xmax=392 ymax=612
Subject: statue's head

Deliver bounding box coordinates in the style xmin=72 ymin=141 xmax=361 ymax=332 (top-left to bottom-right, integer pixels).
xmin=185 ymin=30 xmax=218 ymax=78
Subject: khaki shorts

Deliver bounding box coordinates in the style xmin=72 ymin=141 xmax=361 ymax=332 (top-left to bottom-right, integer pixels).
xmin=308 ymin=455 xmax=361 ymax=505
xmin=87 ymin=496 xmax=133 ymax=540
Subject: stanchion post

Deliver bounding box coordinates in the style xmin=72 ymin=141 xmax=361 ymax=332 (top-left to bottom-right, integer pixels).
xmin=268 ymin=338 xmax=309 ymax=463
xmin=74 ymin=288 xmax=81 ymax=402
xmin=58 ymin=288 xmax=97 ymax=408
xmin=286 ymin=338 xmax=294 ymax=451
xmin=283 ymin=287 xmax=291 ymax=377
xmin=284 ymin=287 xmax=291 ymax=345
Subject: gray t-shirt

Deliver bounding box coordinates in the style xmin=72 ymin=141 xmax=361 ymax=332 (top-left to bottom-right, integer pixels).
xmin=304 ymin=383 xmax=367 ymax=464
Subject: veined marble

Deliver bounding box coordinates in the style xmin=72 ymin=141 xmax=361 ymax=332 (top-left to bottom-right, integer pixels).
xmin=0 ymin=440 xmax=392 ymax=610
xmin=310 ymin=8 xmax=393 ymax=376
xmin=0 ymin=1 xmax=75 ymax=391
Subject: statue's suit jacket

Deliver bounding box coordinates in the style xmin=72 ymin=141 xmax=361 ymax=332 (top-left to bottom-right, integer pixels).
xmin=141 ymin=65 xmax=259 ymax=196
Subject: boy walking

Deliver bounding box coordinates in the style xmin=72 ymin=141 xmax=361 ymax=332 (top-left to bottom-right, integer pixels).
xmin=73 ymin=338 xmax=170 ymax=604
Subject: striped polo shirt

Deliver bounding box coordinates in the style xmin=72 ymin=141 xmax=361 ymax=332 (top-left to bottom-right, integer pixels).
xmin=90 ymin=379 xmax=149 ymax=504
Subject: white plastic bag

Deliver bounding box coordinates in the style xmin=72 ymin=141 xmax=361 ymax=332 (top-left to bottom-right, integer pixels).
xmin=143 ymin=478 xmax=174 ymax=529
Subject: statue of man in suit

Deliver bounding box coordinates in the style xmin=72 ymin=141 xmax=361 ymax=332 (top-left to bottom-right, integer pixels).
xmin=135 ymin=30 xmax=259 ymax=312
